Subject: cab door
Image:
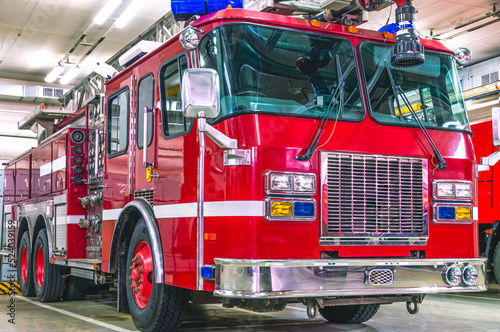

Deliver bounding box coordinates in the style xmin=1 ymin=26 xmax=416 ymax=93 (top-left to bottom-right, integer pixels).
xmin=133 ymin=73 xmax=156 ymax=201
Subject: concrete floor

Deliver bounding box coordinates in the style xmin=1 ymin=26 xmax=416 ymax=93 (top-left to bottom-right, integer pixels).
xmin=1 ymin=285 xmax=499 ymax=332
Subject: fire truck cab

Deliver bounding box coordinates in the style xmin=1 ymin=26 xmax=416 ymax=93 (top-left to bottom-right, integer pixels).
xmin=1 ymin=1 xmax=488 ymax=331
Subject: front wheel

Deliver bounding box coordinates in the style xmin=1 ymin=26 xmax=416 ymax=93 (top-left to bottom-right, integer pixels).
xmin=319 ymin=304 xmax=380 ymax=324
xmin=33 ymin=229 xmax=65 ymax=302
xmin=126 ymin=220 xmax=189 ymax=332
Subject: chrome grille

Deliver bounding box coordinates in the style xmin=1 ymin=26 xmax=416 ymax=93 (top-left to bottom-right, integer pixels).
xmin=321 ymin=153 xmax=428 ymax=242
xmin=134 ymin=188 xmax=154 ymax=206
xmin=369 ymin=269 xmax=393 ymax=285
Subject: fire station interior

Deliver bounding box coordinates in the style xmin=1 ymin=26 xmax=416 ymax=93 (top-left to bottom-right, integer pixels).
xmin=0 ymin=0 xmax=500 ymax=331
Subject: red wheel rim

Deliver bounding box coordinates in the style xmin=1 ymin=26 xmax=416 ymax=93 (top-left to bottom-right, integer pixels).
xmin=129 ymin=241 xmax=154 ymax=309
xmin=36 ymin=245 xmax=44 ymax=287
xmin=21 ymin=246 xmax=28 ymax=283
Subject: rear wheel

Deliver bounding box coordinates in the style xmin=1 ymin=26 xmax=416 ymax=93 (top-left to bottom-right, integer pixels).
xmin=18 ymin=232 xmax=35 ymax=296
xmin=33 ymin=229 xmax=65 ymax=302
xmin=63 ymin=276 xmax=89 ymax=301
xmin=319 ymin=304 xmax=380 ymax=324
xmin=493 ymin=242 xmax=500 ymax=284
xmin=126 ymin=220 xmax=189 ymax=332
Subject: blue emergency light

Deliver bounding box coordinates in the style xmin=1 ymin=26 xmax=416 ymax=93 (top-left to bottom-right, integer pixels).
xmin=293 ymin=201 xmax=315 ymax=218
xmin=171 ymin=0 xmax=243 ymax=21
xmin=437 ymin=206 xmax=455 ymax=220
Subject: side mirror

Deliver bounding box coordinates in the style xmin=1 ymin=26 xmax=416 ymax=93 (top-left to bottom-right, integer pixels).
xmin=181 ymin=68 xmax=220 ymax=119
xmin=493 ymin=107 xmax=500 ymax=147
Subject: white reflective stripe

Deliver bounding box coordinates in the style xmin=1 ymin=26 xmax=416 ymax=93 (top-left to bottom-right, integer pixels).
xmin=67 ymin=215 xmax=85 ymax=224
xmin=154 ymin=203 xmax=197 ymax=218
xmin=473 ymin=207 xmax=478 ymax=221
xmin=40 ymin=155 xmax=66 ymax=177
xmin=102 ymin=201 xmax=265 ymax=221
xmin=103 ymin=208 xmax=121 ymax=221
xmin=204 ymin=201 xmax=264 ymax=217
xmin=40 ymin=162 xmax=51 ymax=177
xmin=53 ymin=155 xmax=66 ymax=172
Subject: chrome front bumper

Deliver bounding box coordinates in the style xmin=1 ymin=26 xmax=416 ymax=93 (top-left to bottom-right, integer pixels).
xmin=214 ymin=258 xmax=487 ymax=299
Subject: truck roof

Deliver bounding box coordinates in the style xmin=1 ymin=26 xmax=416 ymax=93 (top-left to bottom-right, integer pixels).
xmin=107 ymin=8 xmax=452 ymax=85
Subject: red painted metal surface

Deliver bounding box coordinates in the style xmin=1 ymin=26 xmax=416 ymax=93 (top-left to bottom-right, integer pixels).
xmin=471 ymin=119 xmax=498 ymax=225
xmin=31 ymin=140 xmax=52 ymax=197
xmin=15 ymin=155 xmax=30 ymax=202
xmin=130 ymin=241 xmax=154 ymax=309
xmin=36 ymin=244 xmax=44 ymax=287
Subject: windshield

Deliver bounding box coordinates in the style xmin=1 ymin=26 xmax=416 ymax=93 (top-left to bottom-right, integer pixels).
xmin=199 ymin=24 xmax=363 ymax=121
xmin=360 ymin=42 xmax=470 ymax=132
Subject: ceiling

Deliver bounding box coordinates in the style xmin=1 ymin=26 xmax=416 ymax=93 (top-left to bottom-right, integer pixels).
xmin=0 ymin=0 xmax=172 ymax=84
xmin=0 ymin=0 xmax=499 ymax=85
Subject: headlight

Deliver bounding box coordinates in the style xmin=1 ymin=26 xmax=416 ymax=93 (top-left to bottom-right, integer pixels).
xmin=436 ymin=182 xmax=453 ymax=198
xmin=461 ymin=265 xmax=478 ymax=286
xmin=293 ymin=174 xmax=315 ymax=193
xmin=433 ymin=180 xmax=472 ymax=200
xmin=442 ymin=264 xmax=461 ymax=286
xmin=269 ymin=173 xmax=292 ymax=192
xmin=265 ymin=171 xmax=316 ymax=195
xmin=455 ymin=182 xmax=472 ymax=199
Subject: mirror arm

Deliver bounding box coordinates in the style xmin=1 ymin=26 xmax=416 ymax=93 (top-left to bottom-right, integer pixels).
xmin=480 ymin=151 xmax=500 ymax=171
xmin=198 ymin=114 xmax=237 ymax=149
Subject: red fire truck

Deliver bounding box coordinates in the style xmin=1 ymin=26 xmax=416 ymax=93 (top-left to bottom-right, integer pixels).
xmin=471 ymin=114 xmax=500 ymax=283
xmin=1 ymin=0 xmax=488 ymax=331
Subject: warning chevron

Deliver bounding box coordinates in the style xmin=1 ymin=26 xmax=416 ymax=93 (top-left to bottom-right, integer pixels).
xmin=0 ymin=282 xmax=20 ymax=295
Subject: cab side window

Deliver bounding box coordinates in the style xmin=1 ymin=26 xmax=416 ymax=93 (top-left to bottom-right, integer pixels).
xmin=160 ymin=55 xmax=191 ymax=137
xmin=107 ymin=87 xmax=129 ymax=157
xmin=136 ymin=74 xmax=154 ymax=149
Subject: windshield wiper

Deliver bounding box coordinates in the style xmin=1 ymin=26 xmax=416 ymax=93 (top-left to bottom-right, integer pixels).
xmin=296 ymin=55 xmax=344 ymax=162
xmin=384 ymin=60 xmax=447 ymax=170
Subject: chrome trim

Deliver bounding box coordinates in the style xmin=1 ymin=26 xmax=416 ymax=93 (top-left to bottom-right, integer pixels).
xmin=368 ymin=269 xmax=394 ymax=286
xmin=320 ymin=152 xmax=428 ymax=243
xmin=320 ymin=236 xmax=427 ymax=246
xmin=223 ymin=149 xmax=252 ymax=166
xmin=214 ymin=258 xmax=487 ymax=299
xmin=109 ymin=199 xmax=164 ymax=283
xmin=264 ymin=197 xmax=316 ymax=221
xmin=197 ymin=118 xmax=206 ymax=291
xmin=52 ymin=258 xmax=100 ymax=270
xmin=432 ymin=203 xmax=473 ymax=224
xmin=432 ymin=179 xmax=472 ymax=200
xmin=264 ymin=171 xmax=316 ymax=196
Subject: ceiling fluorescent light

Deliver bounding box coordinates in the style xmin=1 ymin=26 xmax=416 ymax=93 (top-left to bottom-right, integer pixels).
xmin=94 ymin=0 xmax=122 ymax=25
xmin=115 ymin=0 xmax=146 ymax=29
xmin=60 ymin=66 xmax=81 ymax=85
xmin=45 ymin=65 xmax=65 ymax=83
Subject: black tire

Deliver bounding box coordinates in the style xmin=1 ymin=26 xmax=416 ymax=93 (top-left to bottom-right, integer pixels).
xmin=17 ymin=232 xmax=35 ymax=297
xmin=63 ymin=276 xmax=89 ymax=301
xmin=32 ymin=229 xmax=65 ymax=302
xmin=126 ymin=220 xmax=189 ymax=332
xmin=319 ymin=304 xmax=380 ymax=324
xmin=493 ymin=242 xmax=500 ymax=284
